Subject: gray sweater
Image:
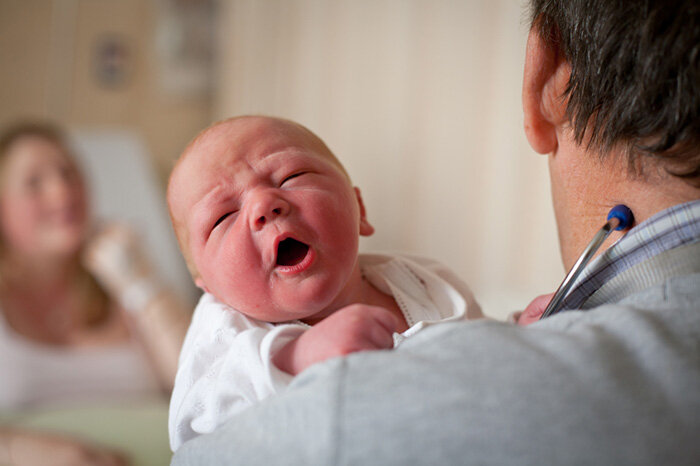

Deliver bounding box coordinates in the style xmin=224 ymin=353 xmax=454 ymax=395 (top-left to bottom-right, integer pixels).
xmin=173 ymin=244 xmax=700 ymax=466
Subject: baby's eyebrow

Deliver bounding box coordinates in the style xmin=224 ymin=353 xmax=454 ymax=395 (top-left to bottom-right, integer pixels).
xmin=258 ymin=149 xmax=312 ymax=167
xmin=190 ymin=186 xmax=230 ymax=233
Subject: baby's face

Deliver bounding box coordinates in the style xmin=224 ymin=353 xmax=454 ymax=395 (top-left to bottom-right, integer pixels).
xmin=169 ymin=117 xmax=373 ymax=323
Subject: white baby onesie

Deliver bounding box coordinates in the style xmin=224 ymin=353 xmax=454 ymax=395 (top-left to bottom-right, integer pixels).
xmin=169 ymin=253 xmax=481 ymax=451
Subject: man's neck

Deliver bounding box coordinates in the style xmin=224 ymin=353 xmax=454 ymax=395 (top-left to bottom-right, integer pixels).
xmin=550 ymin=135 xmax=700 ymax=269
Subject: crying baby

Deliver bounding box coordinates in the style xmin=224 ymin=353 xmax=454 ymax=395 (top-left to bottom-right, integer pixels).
xmin=166 ymin=115 xmax=482 ymax=450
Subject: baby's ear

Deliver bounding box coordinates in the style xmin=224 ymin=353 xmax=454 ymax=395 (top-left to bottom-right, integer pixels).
xmin=354 ymin=187 xmax=375 ymax=236
xmin=194 ymin=278 xmax=210 ymax=293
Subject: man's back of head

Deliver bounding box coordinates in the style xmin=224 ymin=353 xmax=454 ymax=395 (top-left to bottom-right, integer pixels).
xmin=529 ymin=0 xmax=700 ymax=185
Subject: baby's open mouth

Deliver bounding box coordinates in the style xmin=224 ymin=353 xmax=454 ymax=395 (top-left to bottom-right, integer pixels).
xmin=276 ymin=238 xmax=310 ymax=267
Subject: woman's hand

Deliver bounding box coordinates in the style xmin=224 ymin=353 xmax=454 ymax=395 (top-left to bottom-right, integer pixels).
xmin=83 ymin=223 xmax=189 ymax=388
xmin=82 ymin=223 xmax=157 ymax=308
xmin=2 ymin=429 xmax=128 ymax=466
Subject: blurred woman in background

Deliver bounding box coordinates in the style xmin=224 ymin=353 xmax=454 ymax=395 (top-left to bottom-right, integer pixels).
xmin=0 ymin=122 xmax=190 ymax=465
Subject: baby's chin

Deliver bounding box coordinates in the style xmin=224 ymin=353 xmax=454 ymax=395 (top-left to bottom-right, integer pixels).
xmin=225 ymin=266 xmax=359 ymax=323
xmin=251 ymin=303 xmax=332 ymax=325
xmin=244 ymin=292 xmax=342 ymax=324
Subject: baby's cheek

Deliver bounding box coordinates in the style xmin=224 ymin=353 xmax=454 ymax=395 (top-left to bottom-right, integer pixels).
xmin=318 ymin=197 xmax=359 ymax=237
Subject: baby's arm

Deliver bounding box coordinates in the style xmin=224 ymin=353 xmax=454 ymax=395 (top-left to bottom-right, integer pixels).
xmin=169 ymin=294 xmax=307 ymax=451
xmin=272 ymin=305 xmax=398 ymax=376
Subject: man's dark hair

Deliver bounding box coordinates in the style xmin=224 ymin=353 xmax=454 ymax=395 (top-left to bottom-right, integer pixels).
xmin=530 ymin=0 xmax=700 ymax=183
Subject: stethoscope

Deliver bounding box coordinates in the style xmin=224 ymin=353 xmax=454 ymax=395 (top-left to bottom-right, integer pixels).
xmin=539 ymin=204 xmax=634 ymax=320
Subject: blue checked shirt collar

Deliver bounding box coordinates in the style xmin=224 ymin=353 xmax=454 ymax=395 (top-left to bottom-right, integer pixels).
xmin=560 ymin=199 xmax=700 ymax=311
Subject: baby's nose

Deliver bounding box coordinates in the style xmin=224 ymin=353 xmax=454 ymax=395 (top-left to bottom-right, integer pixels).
xmin=249 ymin=190 xmax=290 ymax=230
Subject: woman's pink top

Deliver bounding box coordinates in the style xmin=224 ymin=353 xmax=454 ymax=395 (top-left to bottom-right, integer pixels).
xmin=0 ymin=309 xmax=161 ymax=409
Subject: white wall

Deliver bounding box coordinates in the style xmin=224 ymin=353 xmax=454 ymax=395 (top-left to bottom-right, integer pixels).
xmin=213 ymin=0 xmax=564 ymax=318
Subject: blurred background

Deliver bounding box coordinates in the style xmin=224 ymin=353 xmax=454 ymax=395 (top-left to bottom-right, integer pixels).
xmin=0 ymin=0 xmax=563 ymax=320
xmin=1 ymin=1 xmax=565 ymax=463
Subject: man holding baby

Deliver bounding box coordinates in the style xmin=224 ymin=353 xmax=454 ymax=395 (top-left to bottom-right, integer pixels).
xmin=173 ymin=0 xmax=700 ymax=464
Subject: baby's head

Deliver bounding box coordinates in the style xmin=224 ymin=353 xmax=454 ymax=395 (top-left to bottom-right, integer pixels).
xmin=167 ymin=116 xmax=374 ymax=323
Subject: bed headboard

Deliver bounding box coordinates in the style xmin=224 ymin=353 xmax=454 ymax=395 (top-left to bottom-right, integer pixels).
xmin=70 ymin=128 xmax=199 ymax=305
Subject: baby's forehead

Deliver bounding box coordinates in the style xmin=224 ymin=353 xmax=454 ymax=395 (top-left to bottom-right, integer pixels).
xmin=170 ymin=117 xmax=345 ymax=207
xmin=180 ymin=117 xmax=344 ymax=178
xmin=197 ymin=117 xmax=330 ymax=159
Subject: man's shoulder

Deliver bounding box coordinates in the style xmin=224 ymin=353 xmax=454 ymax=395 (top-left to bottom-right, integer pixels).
xmin=327 ymin=299 xmax=700 ymax=464
xmin=172 ymin=274 xmax=700 ymax=466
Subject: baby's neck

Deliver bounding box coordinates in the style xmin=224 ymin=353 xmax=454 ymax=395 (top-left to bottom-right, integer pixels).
xmin=301 ymin=274 xmax=408 ymax=333
xmin=360 ymin=278 xmax=409 ymax=333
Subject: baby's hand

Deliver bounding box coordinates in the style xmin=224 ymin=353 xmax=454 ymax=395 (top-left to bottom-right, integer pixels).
xmin=273 ymin=304 xmax=398 ymax=376
xmin=511 ymin=293 xmax=554 ymax=326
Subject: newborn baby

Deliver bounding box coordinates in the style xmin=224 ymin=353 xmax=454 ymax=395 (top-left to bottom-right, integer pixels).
xmin=166 ymin=115 xmax=482 ymax=450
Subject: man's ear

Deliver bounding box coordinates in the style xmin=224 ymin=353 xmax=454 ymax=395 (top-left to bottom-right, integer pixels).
xmin=522 ymin=26 xmax=571 ymax=154
xmin=354 ymin=187 xmax=375 ymax=236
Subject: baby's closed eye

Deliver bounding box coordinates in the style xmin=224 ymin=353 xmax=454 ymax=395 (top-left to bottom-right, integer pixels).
xmin=213 ymin=211 xmax=238 ymax=230
xmin=280 ymin=172 xmax=309 ymax=186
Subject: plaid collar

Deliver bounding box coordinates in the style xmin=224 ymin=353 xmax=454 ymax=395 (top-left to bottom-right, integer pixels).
xmin=559 ymin=199 xmax=700 ymax=311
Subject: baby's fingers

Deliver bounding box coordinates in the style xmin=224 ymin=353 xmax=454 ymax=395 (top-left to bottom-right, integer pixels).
xmin=366 ymin=315 xmax=396 ymax=349
xmin=518 ymin=293 xmax=555 ymax=326
xmin=336 ymin=304 xmax=397 ymax=350
xmin=367 ymin=306 xmax=399 ymax=337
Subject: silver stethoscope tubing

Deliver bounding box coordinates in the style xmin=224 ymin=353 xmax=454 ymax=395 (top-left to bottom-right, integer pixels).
xmin=539 ymin=205 xmax=634 ymax=320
